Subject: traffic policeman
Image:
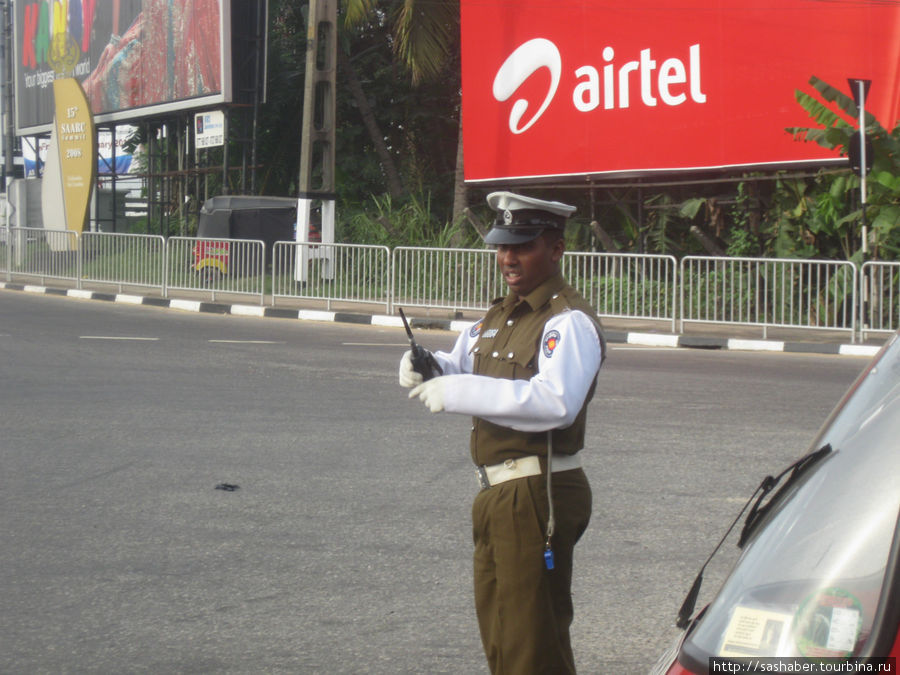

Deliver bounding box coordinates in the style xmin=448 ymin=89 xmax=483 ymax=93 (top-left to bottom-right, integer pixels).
xmin=399 ymin=192 xmax=605 ymax=674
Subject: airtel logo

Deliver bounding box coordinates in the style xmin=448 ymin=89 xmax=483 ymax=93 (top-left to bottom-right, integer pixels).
xmin=493 ymin=38 xmax=707 ymax=134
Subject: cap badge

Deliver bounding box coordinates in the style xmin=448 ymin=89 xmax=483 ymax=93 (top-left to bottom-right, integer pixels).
xmin=503 ymin=209 xmax=513 ymax=225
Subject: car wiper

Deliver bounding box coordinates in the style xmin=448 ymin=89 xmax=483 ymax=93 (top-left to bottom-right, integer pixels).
xmin=675 ymin=444 xmax=833 ymax=629
xmin=738 ymin=443 xmax=832 ymax=548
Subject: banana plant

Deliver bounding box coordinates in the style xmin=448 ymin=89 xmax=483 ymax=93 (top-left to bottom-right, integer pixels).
xmin=787 ymin=76 xmax=900 ymax=260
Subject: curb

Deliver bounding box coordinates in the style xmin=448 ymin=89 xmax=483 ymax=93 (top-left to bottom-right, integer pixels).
xmin=1 ymin=281 xmax=883 ymax=358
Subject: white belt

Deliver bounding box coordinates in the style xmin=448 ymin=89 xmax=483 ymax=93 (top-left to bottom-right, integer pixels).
xmin=476 ymin=453 xmax=582 ymax=490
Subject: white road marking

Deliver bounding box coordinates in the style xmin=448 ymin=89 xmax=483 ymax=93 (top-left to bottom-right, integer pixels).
xmin=208 ymin=339 xmax=283 ymax=344
xmin=79 ymin=336 xmax=160 ymax=341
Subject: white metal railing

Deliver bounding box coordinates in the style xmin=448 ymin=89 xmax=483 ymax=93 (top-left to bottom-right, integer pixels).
xmin=272 ymin=241 xmax=391 ymax=310
xmin=563 ymin=252 xmax=678 ymax=331
xmin=391 ymin=246 xmax=502 ymax=313
xmin=1 ymin=224 xmax=8 ymax=281
xmin=861 ymin=261 xmax=900 ymax=340
xmin=680 ymin=256 xmax=857 ymax=340
xmin=5 ymin=226 xmax=80 ymax=285
xmin=166 ymin=236 xmax=266 ymax=304
xmin=79 ymin=232 xmax=166 ymax=292
xmin=2 ymin=228 xmax=893 ymax=342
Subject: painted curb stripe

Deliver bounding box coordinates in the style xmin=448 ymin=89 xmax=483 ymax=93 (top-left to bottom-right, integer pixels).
xmin=627 ymin=333 xmax=679 ymax=348
xmin=298 ymin=309 xmax=335 ymax=322
xmin=372 ymin=315 xmax=404 ymax=327
xmin=170 ymin=299 xmax=202 ymax=312
xmin=230 ymin=304 xmax=266 ymax=317
xmin=0 ymin=283 xmax=886 ymax=357
xmin=727 ymin=339 xmax=785 ymax=352
xmin=839 ymin=344 xmax=881 ymax=357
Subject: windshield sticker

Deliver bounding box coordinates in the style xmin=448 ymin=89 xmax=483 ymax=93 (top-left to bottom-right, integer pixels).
xmin=719 ymin=606 xmax=794 ymax=657
xmin=793 ymin=587 xmax=863 ymax=658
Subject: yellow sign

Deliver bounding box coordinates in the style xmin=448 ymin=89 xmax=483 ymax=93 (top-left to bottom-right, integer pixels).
xmin=43 ymin=78 xmax=96 ymax=246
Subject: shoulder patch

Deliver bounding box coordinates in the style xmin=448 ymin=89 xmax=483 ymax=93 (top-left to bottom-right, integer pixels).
xmin=470 ymin=320 xmax=484 ymax=338
xmin=542 ymin=330 xmax=561 ymax=357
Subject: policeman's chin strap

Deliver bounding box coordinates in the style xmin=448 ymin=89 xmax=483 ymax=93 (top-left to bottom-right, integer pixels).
xmin=544 ymin=430 xmax=556 ymax=570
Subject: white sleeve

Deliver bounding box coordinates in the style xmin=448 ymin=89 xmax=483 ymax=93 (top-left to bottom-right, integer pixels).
xmin=430 ymin=320 xmax=480 ymax=375
xmin=440 ymin=310 xmax=603 ymax=431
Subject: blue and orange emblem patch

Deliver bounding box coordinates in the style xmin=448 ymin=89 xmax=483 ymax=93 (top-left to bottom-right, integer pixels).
xmin=542 ymin=330 xmax=561 ymax=357
xmin=470 ymin=320 xmax=484 ymax=338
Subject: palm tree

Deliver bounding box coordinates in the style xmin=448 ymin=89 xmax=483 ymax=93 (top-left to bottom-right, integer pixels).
xmin=344 ymin=0 xmax=458 ymax=85
xmin=342 ymin=0 xmax=466 ymax=227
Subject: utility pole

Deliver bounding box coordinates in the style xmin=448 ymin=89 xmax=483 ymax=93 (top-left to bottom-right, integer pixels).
xmin=0 ymin=0 xmax=14 ymax=188
xmin=296 ymin=0 xmax=337 ymax=282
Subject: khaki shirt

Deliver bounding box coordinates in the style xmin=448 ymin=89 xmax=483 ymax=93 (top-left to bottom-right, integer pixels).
xmin=466 ymin=273 xmax=603 ymax=466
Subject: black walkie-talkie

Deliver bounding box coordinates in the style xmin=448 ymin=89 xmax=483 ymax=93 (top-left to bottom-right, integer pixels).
xmin=398 ymin=308 xmax=443 ymax=381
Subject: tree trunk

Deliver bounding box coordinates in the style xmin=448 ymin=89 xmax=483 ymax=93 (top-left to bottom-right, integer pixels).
xmin=590 ymin=220 xmax=619 ymax=252
xmin=464 ymin=207 xmax=488 ymax=239
xmin=338 ymin=49 xmax=405 ymax=199
xmin=690 ymin=224 xmax=726 ymax=256
xmin=449 ymin=113 xmax=468 ymax=246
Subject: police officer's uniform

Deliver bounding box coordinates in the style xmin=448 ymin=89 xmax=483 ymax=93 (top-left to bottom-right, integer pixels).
xmin=403 ymin=192 xmax=605 ymax=674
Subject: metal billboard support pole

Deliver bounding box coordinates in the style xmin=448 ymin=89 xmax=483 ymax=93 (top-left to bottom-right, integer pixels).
xmin=849 ymin=78 xmax=871 ymax=334
xmin=0 ymin=0 xmax=13 ymax=190
xmin=850 ymin=79 xmax=870 ymax=258
xmin=295 ymin=0 xmax=337 ymax=284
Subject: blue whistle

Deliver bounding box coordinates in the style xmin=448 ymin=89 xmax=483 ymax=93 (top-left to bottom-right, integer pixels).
xmin=544 ymin=548 xmax=555 ymax=570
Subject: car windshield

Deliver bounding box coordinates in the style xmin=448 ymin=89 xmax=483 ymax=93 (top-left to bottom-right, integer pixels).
xmin=681 ymin=333 xmax=900 ymax=666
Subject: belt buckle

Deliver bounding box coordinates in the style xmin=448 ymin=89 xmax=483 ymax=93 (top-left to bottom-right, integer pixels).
xmin=476 ymin=465 xmax=491 ymax=490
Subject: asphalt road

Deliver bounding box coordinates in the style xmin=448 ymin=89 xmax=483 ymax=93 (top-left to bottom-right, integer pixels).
xmin=0 ymin=290 xmax=870 ymax=674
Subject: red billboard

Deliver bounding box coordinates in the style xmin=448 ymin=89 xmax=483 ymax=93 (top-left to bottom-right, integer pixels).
xmin=460 ymin=0 xmax=900 ymax=183
xmin=15 ymin=0 xmax=229 ymax=135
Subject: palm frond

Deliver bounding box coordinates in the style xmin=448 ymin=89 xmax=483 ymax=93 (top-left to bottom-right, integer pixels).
xmin=342 ymin=0 xmax=379 ymax=27
xmin=393 ymin=0 xmax=459 ymax=85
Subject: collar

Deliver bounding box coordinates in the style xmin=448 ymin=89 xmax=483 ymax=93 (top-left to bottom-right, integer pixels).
xmin=500 ymin=273 xmax=567 ymax=312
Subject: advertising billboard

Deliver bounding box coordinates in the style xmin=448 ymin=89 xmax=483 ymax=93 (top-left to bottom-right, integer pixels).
xmin=15 ymin=0 xmax=229 ymax=135
xmin=460 ymin=0 xmax=900 ymax=183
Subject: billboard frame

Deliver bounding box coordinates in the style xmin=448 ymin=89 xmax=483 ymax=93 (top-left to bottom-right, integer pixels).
xmin=459 ymin=0 xmax=900 ymax=185
xmin=14 ymin=0 xmax=234 ymax=136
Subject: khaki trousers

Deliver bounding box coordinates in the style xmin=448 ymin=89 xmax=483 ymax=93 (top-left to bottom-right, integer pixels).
xmin=472 ymin=468 xmax=592 ymax=674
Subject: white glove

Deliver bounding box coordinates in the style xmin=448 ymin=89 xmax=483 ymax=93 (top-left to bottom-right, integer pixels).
xmin=409 ymin=376 xmax=447 ymax=413
xmin=398 ymin=350 xmax=424 ymax=388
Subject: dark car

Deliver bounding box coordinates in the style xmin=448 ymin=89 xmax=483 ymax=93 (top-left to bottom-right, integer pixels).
xmin=654 ymin=331 xmax=900 ymax=673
